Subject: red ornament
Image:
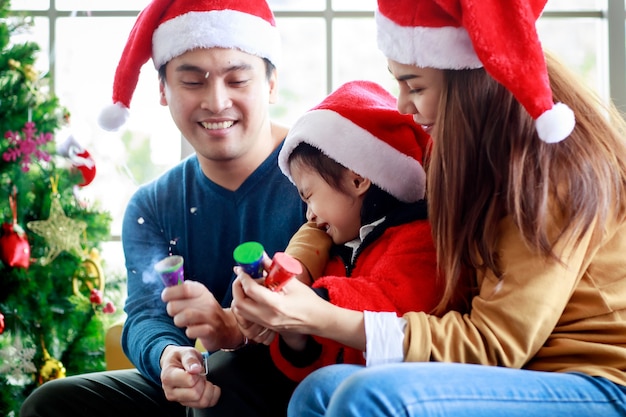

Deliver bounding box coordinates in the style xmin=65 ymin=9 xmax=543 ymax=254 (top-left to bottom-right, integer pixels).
xmin=103 ymin=301 xmax=116 ymax=314
xmin=0 ymin=191 xmax=30 ymax=268
xmin=0 ymin=223 xmax=31 ymax=268
xmin=89 ymin=288 xmax=103 ymax=305
xmin=72 ymin=148 xmax=96 ymax=186
xmin=57 ymin=135 xmax=96 ymax=186
xmin=0 ymin=311 xmax=5 ymax=334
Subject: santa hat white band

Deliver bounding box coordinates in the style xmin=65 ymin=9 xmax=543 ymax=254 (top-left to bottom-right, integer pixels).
xmin=375 ymin=10 xmax=482 ymax=70
xmin=152 ymin=9 xmax=281 ymax=69
xmin=279 ymin=109 xmax=426 ymax=203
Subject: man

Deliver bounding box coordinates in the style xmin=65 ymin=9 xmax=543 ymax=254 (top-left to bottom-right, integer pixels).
xmin=20 ymin=1 xmax=328 ymax=416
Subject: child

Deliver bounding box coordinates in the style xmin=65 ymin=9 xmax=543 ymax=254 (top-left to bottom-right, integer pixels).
xmin=234 ymin=80 xmax=449 ymax=382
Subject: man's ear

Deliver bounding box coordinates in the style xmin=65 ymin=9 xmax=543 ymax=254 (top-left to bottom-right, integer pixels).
xmin=159 ymin=81 xmax=167 ymax=106
xmin=348 ymin=171 xmax=371 ymax=196
xmin=268 ymin=69 xmax=278 ymax=104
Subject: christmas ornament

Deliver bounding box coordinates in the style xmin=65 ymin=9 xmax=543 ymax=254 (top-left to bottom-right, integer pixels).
xmin=89 ymin=288 xmax=103 ymax=305
xmin=0 ymin=338 xmax=37 ymax=385
xmin=0 ymin=311 xmax=4 ymax=334
xmin=72 ymin=248 xmax=105 ymax=299
xmin=2 ymin=121 xmax=53 ymax=172
xmin=27 ymin=187 xmax=87 ymax=265
xmin=38 ymin=347 xmax=66 ymax=385
xmin=57 ymin=134 xmax=97 ymax=186
xmin=7 ymin=58 xmax=38 ymax=82
xmin=0 ymin=190 xmax=31 ymax=268
xmin=103 ymin=301 xmax=117 ymax=314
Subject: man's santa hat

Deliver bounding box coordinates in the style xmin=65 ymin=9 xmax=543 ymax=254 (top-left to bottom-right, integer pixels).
xmin=98 ymin=0 xmax=281 ymax=132
xmin=278 ymin=80 xmax=430 ymax=203
xmin=375 ymin=0 xmax=576 ymax=144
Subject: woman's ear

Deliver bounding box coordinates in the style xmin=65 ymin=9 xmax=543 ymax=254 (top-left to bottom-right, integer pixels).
xmin=348 ymin=171 xmax=371 ymax=196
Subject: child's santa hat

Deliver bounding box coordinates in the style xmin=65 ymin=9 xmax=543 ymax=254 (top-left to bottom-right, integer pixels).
xmin=375 ymin=0 xmax=576 ymax=144
xmin=98 ymin=0 xmax=281 ymax=132
xmin=279 ymin=80 xmax=430 ymax=203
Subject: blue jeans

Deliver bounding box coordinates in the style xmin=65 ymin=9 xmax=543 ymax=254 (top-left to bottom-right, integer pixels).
xmin=288 ymin=363 xmax=626 ymax=417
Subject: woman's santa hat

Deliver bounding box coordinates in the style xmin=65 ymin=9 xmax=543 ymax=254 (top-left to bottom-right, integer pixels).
xmin=98 ymin=0 xmax=281 ymax=131
xmin=375 ymin=0 xmax=576 ymax=144
xmin=279 ymin=80 xmax=430 ymax=203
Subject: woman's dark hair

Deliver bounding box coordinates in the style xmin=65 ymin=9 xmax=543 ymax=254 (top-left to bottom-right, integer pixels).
xmin=427 ymin=51 xmax=626 ymax=313
xmin=288 ymin=142 xmax=403 ymax=226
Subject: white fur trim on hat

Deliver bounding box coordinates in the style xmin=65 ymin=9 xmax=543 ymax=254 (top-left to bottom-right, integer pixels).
xmin=97 ymin=102 xmax=130 ymax=132
xmin=279 ymin=109 xmax=426 ymax=203
xmin=375 ymin=9 xmax=482 ymax=69
xmin=535 ymin=102 xmax=575 ymax=143
xmin=152 ymin=9 xmax=281 ymax=68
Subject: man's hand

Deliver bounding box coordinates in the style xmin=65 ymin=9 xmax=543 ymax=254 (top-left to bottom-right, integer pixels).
xmin=162 ymin=280 xmax=242 ymax=351
xmin=160 ymin=345 xmax=220 ymax=408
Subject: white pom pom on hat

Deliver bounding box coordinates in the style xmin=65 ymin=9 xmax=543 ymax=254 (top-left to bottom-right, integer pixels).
xmin=375 ymin=0 xmax=576 ymax=144
xmin=98 ymin=0 xmax=281 ymax=132
xmin=279 ymin=80 xmax=432 ymax=203
xmin=97 ymin=103 xmax=130 ymax=132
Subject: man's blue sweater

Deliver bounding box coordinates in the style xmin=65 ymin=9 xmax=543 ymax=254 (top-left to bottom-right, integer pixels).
xmin=121 ymin=144 xmax=306 ymax=384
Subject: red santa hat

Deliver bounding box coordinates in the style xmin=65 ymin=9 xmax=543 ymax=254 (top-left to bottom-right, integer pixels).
xmin=375 ymin=0 xmax=576 ymax=144
xmin=98 ymin=0 xmax=281 ymax=132
xmin=279 ymin=80 xmax=430 ymax=203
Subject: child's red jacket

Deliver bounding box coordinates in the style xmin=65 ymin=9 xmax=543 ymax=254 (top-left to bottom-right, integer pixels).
xmin=270 ymin=202 xmax=443 ymax=381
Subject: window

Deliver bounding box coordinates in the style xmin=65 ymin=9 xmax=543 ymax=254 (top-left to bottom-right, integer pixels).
xmin=9 ymin=0 xmax=626 ymax=274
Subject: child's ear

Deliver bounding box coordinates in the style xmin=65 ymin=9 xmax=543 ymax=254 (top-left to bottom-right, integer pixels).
xmin=349 ymin=172 xmax=371 ymax=196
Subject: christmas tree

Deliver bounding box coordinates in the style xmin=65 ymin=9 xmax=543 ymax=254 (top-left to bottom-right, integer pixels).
xmin=0 ymin=1 xmax=123 ymax=415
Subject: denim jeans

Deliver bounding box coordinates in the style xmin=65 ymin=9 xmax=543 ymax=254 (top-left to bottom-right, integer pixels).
xmin=288 ymin=363 xmax=626 ymax=417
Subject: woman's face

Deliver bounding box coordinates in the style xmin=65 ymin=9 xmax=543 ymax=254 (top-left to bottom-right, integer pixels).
xmin=388 ymin=59 xmax=444 ymax=138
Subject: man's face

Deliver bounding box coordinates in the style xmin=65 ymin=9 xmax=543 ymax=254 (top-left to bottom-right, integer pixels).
xmin=160 ymin=47 xmax=278 ymax=164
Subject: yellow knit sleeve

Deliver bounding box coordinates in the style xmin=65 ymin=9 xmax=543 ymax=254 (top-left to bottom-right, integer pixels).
xmin=284 ymin=222 xmax=332 ymax=282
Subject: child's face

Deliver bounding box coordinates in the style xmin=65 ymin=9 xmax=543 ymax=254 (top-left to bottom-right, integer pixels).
xmin=290 ymin=163 xmax=368 ymax=245
xmin=387 ymin=59 xmax=444 ymax=138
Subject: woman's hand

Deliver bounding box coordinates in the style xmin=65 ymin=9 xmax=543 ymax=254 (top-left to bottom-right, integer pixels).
xmin=231 ymin=266 xmax=330 ymax=335
xmin=232 ymin=267 xmax=367 ymax=351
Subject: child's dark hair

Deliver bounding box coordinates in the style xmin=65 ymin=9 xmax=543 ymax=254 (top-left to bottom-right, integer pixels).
xmin=288 ymin=142 xmax=403 ymax=225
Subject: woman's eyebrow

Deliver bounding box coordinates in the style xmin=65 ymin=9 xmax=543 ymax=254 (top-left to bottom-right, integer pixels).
xmin=387 ymin=66 xmax=420 ymax=82
xmin=396 ymin=73 xmax=420 ymax=81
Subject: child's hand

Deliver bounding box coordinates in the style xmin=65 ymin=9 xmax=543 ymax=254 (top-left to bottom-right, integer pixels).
xmin=231 ymin=267 xmax=328 ymax=335
xmin=231 ymin=306 xmax=276 ymax=346
xmin=231 ymin=265 xmax=276 ymax=345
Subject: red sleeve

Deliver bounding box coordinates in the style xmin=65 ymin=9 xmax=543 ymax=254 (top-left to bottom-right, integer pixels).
xmin=269 ymin=336 xmax=354 ymax=382
xmin=271 ymin=220 xmax=442 ymax=381
xmin=313 ymin=220 xmax=443 ymax=315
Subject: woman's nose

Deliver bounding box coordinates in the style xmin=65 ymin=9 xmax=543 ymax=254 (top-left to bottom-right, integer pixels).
xmin=396 ymin=91 xmax=416 ymax=116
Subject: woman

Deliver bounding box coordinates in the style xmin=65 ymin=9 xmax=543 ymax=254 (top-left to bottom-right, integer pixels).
xmin=231 ymin=0 xmax=626 ymax=415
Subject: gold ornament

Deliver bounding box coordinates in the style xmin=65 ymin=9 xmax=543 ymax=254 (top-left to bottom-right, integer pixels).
xmin=72 ymin=248 xmax=105 ymax=299
xmin=7 ymin=58 xmax=20 ymax=70
xmin=38 ymin=348 xmax=66 ymax=384
xmin=22 ymin=63 xmax=38 ymax=82
xmin=27 ymin=197 xmax=87 ymax=265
